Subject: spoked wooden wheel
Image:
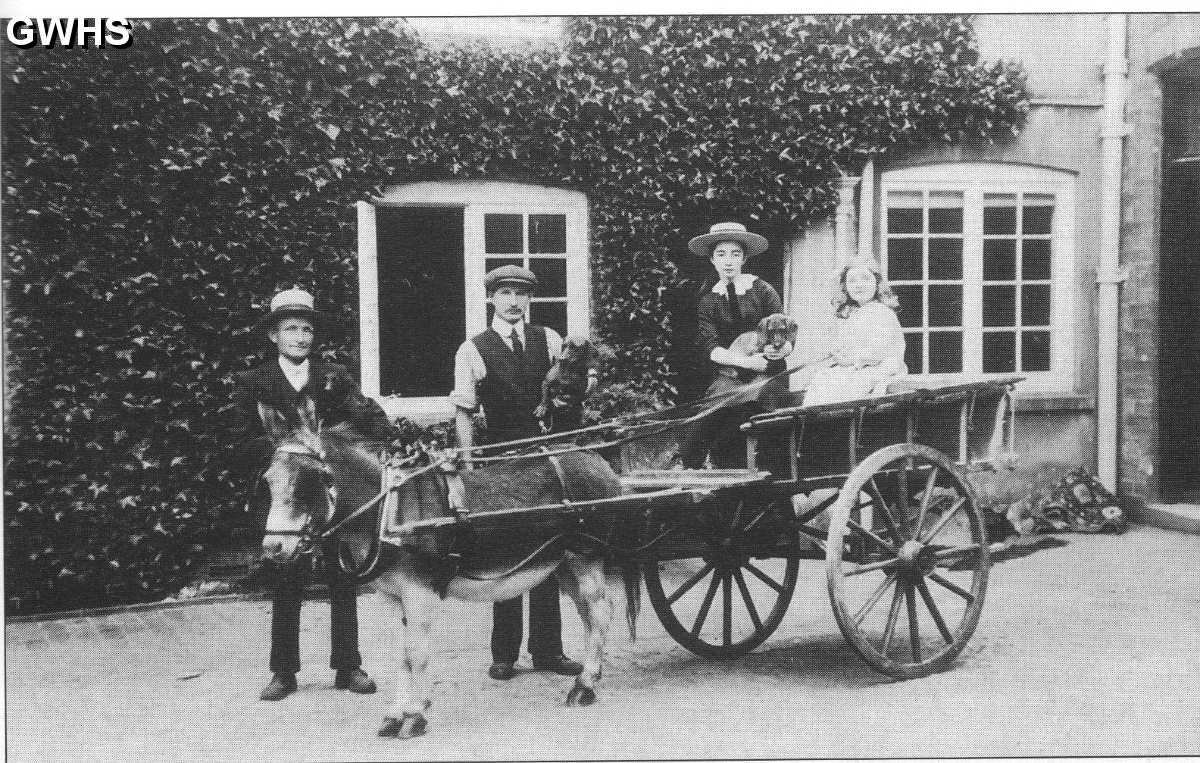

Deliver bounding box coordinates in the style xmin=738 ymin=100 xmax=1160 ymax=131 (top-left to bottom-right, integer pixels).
xmin=826 ymin=444 xmax=989 ymax=679
xmin=644 ymin=500 xmax=799 ymax=658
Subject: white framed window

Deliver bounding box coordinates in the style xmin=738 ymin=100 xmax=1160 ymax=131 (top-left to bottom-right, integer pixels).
xmin=357 ymin=181 xmax=589 ymax=424
xmin=880 ymin=163 xmax=1076 ymax=394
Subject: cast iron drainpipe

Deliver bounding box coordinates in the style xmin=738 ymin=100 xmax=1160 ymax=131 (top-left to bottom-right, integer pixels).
xmin=1097 ymin=14 xmax=1131 ymax=494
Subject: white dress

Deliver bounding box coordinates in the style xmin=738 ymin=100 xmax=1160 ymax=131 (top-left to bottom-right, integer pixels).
xmin=803 ymin=301 xmax=907 ymax=407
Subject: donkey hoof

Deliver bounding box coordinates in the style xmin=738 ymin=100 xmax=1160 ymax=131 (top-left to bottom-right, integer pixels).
xmin=378 ymin=717 xmax=403 ymax=737
xmin=399 ymin=713 xmax=428 ymax=739
xmin=565 ymin=686 xmax=596 ymax=707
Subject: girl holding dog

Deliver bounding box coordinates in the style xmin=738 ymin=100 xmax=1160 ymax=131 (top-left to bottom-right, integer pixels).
xmin=679 ymin=222 xmax=785 ymax=469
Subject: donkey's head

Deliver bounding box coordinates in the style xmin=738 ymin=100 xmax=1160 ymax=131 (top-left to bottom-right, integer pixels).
xmin=257 ymin=399 xmax=337 ymax=563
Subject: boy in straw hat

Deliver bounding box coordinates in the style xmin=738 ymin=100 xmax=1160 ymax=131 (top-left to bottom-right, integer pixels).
xmin=230 ymin=287 xmax=401 ymax=701
xmin=449 ymin=265 xmax=584 ymax=681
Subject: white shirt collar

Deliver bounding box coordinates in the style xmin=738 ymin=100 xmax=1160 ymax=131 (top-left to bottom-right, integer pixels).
xmin=278 ymin=355 xmax=310 ymax=391
xmin=490 ymin=315 xmax=526 ymax=340
xmin=711 ymin=273 xmax=757 ymax=296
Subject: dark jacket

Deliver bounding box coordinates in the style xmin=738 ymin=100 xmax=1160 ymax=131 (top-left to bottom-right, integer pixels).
xmin=229 ymin=357 xmax=396 ymax=478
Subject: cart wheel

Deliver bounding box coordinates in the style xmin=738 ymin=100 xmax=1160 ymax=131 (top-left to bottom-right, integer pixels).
xmin=644 ymin=502 xmax=799 ymax=658
xmin=826 ymin=444 xmax=989 ymax=679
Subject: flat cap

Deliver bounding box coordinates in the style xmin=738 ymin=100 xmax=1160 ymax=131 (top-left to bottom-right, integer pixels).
xmin=484 ymin=265 xmax=538 ymax=292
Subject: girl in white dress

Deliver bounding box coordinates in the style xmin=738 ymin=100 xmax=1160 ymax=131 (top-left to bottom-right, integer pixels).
xmin=804 ymin=258 xmax=907 ymax=407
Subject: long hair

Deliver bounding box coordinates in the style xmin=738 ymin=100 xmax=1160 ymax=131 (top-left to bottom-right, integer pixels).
xmin=832 ymin=258 xmax=900 ymax=319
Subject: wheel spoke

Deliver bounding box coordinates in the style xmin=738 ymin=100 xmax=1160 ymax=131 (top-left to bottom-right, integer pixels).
xmin=915 ymin=466 xmax=940 ymax=536
xmin=732 ymin=568 xmax=763 ymax=632
xmin=917 ymin=579 xmax=955 ymax=644
xmin=722 ymin=572 xmax=733 ymax=646
xmin=897 ymin=461 xmax=912 ymax=525
xmin=868 ymin=477 xmax=906 ymax=542
xmin=846 ymin=519 xmax=899 ymax=554
xmin=905 ymin=582 xmax=922 ymax=662
xmin=667 ymin=561 xmax=715 ymax=605
xmin=690 ymin=572 xmax=722 ymax=636
xmin=928 ymin=571 xmax=976 ymax=603
xmin=744 ymin=561 xmax=785 ymax=593
xmin=932 ymin=543 xmax=981 ymax=562
xmin=845 ymin=557 xmax=899 ymax=576
xmin=880 ymin=585 xmax=904 ymax=654
xmin=853 ymin=571 xmax=898 ymax=626
xmin=920 ymin=497 xmax=968 ymax=544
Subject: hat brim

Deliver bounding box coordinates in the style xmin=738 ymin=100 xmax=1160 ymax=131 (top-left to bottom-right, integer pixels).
xmin=261 ymin=307 xmax=323 ymax=333
xmin=688 ymin=230 xmax=769 ymax=258
xmin=486 ymin=279 xmax=537 ymax=292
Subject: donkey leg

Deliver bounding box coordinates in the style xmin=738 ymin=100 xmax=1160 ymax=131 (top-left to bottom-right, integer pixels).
xmin=378 ymin=583 xmax=439 ymax=739
xmin=558 ymin=556 xmax=612 ymax=707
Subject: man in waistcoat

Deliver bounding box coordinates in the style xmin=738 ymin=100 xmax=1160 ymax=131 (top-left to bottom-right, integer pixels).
xmin=230 ymin=287 xmax=401 ymax=701
xmin=450 ymin=265 xmax=584 ymax=681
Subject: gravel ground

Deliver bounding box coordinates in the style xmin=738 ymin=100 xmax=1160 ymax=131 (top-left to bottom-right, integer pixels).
xmin=6 ymin=524 xmax=1199 ymax=761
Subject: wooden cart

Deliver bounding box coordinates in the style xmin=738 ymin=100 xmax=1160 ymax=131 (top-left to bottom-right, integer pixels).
xmin=382 ymin=375 xmax=1021 ymax=680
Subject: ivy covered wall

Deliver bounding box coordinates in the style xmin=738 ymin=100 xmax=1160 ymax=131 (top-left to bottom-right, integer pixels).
xmin=3 ymin=16 xmax=1027 ymax=612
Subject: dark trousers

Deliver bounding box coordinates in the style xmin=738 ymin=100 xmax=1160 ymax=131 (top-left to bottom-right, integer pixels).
xmin=490 ymin=576 xmax=564 ymax=664
xmin=269 ymin=553 xmax=362 ymax=675
xmin=679 ymin=402 xmax=760 ymax=469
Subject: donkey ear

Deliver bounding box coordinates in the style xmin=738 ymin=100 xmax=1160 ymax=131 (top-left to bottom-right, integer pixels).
xmin=257 ymin=402 xmax=291 ymax=444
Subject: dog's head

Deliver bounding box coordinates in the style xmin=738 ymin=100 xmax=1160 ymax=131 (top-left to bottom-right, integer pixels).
xmin=560 ymin=335 xmax=599 ymax=373
xmin=755 ymin=313 xmax=798 ymax=360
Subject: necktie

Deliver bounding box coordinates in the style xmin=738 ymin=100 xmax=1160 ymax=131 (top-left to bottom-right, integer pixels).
xmin=510 ymin=332 xmax=524 ymax=361
xmin=726 ymin=281 xmax=742 ymax=321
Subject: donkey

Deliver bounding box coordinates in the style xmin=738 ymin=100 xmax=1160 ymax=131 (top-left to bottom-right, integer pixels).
xmin=256 ymin=401 xmax=641 ymax=739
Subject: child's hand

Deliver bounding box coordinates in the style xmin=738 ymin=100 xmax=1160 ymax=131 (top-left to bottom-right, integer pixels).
xmin=743 ymin=354 xmax=769 ymax=373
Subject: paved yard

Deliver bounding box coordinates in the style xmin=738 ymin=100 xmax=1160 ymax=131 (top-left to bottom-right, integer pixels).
xmin=6 ymin=525 xmax=1199 ymax=761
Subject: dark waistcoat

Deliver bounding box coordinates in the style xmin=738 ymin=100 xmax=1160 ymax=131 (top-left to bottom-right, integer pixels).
xmin=472 ymin=325 xmax=551 ymax=443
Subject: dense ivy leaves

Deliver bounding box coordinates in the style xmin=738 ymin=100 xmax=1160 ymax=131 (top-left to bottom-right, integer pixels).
xmin=3 ymin=16 xmax=1026 ymax=613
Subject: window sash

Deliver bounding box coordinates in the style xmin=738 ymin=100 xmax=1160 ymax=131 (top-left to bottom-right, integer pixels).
xmin=879 ymin=166 xmax=1075 ymax=394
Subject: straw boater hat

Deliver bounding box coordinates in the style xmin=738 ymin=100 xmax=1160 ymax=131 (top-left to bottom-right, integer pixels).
xmin=687 ymin=222 xmax=769 ymax=258
xmin=483 ymin=265 xmax=539 ymax=293
xmin=262 ymin=287 xmax=322 ymax=332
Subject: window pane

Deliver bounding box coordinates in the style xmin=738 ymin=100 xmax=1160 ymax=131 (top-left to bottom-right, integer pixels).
xmin=486 ymin=257 xmax=523 ymax=274
xmin=1022 ymin=331 xmax=1051 ymax=371
xmin=530 ymin=302 xmax=568 ymax=337
xmin=928 ymin=285 xmax=962 ymax=327
xmin=1021 ymin=284 xmax=1051 ymax=326
xmin=983 ymin=205 xmax=1016 ymax=235
xmin=529 ymin=214 xmax=566 ymax=253
xmin=928 ymin=238 xmax=963 ymax=279
xmin=983 ymin=332 xmax=1016 ymax=372
xmin=983 ymin=239 xmax=1016 ymax=281
xmin=1022 ymin=201 xmax=1054 ymax=235
xmin=485 ymin=213 xmax=523 ymax=254
xmin=888 ymin=208 xmax=923 ymax=235
xmin=904 ymin=333 xmax=924 ymax=374
xmin=983 ymin=285 xmax=1015 ymax=327
xmin=529 ymin=258 xmax=567 ymax=297
xmin=892 ymin=285 xmax=923 ymax=328
xmin=929 ymin=207 xmax=963 ymax=234
xmin=1022 ymin=239 xmax=1052 ymax=280
xmin=887 ymin=238 xmax=923 ymax=280
xmin=929 ymin=332 xmax=963 ymax=373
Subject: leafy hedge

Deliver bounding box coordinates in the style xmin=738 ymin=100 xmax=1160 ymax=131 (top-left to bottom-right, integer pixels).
xmin=3 ymin=16 xmax=1027 ymax=613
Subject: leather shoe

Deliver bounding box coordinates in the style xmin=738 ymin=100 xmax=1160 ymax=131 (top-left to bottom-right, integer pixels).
xmin=260 ymin=673 xmax=297 ymax=701
xmin=488 ymin=661 xmax=517 ymax=680
xmin=532 ymin=655 xmax=584 ymax=676
xmin=334 ymin=668 xmax=377 ymax=694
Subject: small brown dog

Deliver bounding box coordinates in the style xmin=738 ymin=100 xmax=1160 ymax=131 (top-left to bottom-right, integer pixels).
xmin=536 ymin=336 xmax=600 ymax=433
xmin=719 ymin=313 xmax=799 ymax=408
